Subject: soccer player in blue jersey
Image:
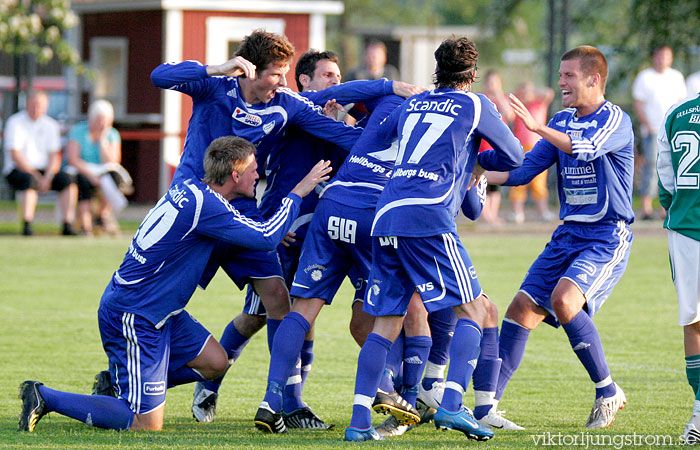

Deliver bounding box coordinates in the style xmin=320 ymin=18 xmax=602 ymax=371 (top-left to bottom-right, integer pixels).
xmin=150 ymin=31 xmax=363 ymax=428
xmin=17 ymin=136 xmax=331 ymax=432
xmin=483 ymin=45 xmax=634 ymax=429
xmin=344 ymin=36 xmax=523 ymax=442
xmin=188 ymin=48 xmax=422 ymax=427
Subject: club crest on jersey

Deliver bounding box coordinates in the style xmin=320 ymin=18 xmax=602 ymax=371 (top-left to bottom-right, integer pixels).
xmin=233 ymin=107 xmax=262 ymax=126
xmin=263 ymin=120 xmax=276 ymax=134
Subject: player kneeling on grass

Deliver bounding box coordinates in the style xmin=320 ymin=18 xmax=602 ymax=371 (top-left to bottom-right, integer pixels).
xmin=17 ymin=136 xmax=331 ymax=432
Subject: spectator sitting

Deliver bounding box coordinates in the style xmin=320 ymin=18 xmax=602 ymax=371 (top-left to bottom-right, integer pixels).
xmin=345 ymin=40 xmax=400 ymax=81
xmin=2 ymin=90 xmax=77 ymax=236
xmin=65 ymin=99 xmax=133 ymax=235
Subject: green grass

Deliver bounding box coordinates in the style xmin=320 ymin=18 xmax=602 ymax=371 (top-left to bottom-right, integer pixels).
xmin=0 ymin=225 xmax=686 ymax=449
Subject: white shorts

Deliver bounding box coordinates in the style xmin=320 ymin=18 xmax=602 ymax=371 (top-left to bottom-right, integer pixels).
xmin=669 ymin=229 xmax=700 ymax=326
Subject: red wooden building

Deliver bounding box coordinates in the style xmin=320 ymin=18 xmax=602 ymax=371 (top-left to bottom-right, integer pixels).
xmin=71 ymin=0 xmax=344 ymax=202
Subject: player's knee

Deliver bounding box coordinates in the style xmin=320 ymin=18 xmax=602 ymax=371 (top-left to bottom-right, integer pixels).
xmin=350 ymin=302 xmax=373 ymax=346
xmin=131 ymin=413 xmax=163 ymax=431
xmin=234 ymin=313 xmax=266 ymax=337
xmin=257 ymin=280 xmax=291 ymax=319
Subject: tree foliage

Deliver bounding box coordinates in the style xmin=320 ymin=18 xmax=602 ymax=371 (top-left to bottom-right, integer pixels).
xmin=0 ymin=0 xmax=86 ymax=73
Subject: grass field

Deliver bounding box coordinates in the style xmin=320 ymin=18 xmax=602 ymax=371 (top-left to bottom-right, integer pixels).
xmin=0 ymin=223 xmax=687 ymax=449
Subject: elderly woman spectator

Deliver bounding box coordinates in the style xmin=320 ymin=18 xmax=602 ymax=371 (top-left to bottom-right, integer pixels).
xmin=66 ymin=100 xmax=132 ymax=235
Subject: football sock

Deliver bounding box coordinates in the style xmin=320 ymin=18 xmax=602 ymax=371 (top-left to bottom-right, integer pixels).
xmin=401 ymin=335 xmax=432 ymax=407
xmin=562 ymin=310 xmax=616 ymax=398
xmin=379 ymin=332 xmax=404 ymax=393
xmin=422 ymin=361 xmax=447 ymax=391
xmin=300 ymin=339 xmax=314 ymax=385
xmin=350 ymin=333 xmax=393 ymax=430
xmin=167 ymin=366 xmax=205 ymax=388
xmin=39 ymin=385 xmax=134 ymax=430
xmin=441 ymin=318 xmax=482 ymax=412
xmin=686 ymin=354 xmax=700 ymax=397
xmin=427 ymin=307 xmax=457 ymax=366
xmin=266 ymin=318 xmax=282 ymax=353
xmin=282 ymin=357 xmax=304 ymax=413
xmin=263 ymin=312 xmax=309 ymax=412
xmin=496 ymin=318 xmax=531 ymax=400
xmin=472 ymin=326 xmax=501 ymax=419
xmin=202 ymin=321 xmax=250 ymax=392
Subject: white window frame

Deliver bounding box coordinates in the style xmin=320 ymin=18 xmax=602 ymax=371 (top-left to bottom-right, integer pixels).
xmin=90 ymin=37 xmax=128 ymax=118
xmin=205 ymin=17 xmax=285 ymax=65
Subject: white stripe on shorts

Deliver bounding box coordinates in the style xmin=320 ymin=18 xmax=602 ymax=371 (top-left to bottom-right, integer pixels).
xmin=585 ymin=221 xmax=631 ymax=312
xmin=442 ymin=233 xmax=473 ymax=303
xmin=122 ymin=312 xmax=142 ymax=413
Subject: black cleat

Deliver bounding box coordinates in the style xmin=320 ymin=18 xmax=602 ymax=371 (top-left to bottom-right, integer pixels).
xmin=372 ymin=389 xmax=421 ymax=426
xmin=18 ymin=381 xmax=47 ymax=432
xmin=283 ymin=405 xmax=334 ymax=430
xmin=92 ymin=370 xmax=116 ymax=397
xmin=254 ymin=402 xmax=287 ymax=433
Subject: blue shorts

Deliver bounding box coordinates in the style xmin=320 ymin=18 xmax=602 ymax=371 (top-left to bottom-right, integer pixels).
xmin=290 ymin=198 xmax=373 ymax=304
xmin=520 ymin=221 xmax=633 ymax=327
xmin=98 ymin=305 xmax=211 ymax=414
xmin=364 ymin=232 xmax=483 ymax=316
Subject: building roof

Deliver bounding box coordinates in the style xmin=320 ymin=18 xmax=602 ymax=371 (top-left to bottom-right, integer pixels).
xmin=71 ymin=0 xmax=344 ymax=14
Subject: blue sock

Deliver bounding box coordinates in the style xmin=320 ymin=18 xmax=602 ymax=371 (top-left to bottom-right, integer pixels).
xmin=263 ymin=312 xmax=309 ymax=412
xmin=422 ymin=308 xmax=456 ymax=390
xmin=202 ymin=321 xmax=250 ymax=392
xmin=282 ymin=357 xmax=304 ymax=413
xmin=379 ymin=332 xmax=404 ymax=393
xmin=167 ymin=366 xmax=205 ymax=388
xmin=496 ymin=319 xmax=531 ymax=400
xmin=300 ymin=339 xmax=314 ymax=385
xmin=472 ymin=327 xmax=501 ymax=419
xmin=266 ymin=318 xmax=283 ymax=353
xmin=562 ymin=310 xmax=616 ymax=398
xmin=39 ymin=385 xmax=134 ymax=430
xmin=350 ymin=333 xmax=393 ymax=430
xmin=402 ymin=335 xmax=432 ymax=407
xmin=441 ymin=318 xmax=482 ymax=412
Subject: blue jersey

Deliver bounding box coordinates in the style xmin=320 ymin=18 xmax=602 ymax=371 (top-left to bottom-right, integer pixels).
xmin=504 ymin=101 xmax=635 ymax=223
xmin=150 ymin=61 xmax=362 ymax=185
xmin=372 ymin=89 xmax=523 ymax=237
xmin=322 ymin=95 xmax=405 ymax=209
xmin=100 ymin=178 xmax=301 ymax=328
xmin=258 ymin=79 xmax=395 ymax=224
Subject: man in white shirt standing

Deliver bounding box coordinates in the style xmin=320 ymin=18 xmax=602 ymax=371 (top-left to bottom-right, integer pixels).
xmin=632 ymin=45 xmax=686 ymax=220
xmin=686 ymin=68 xmax=700 ymax=98
xmin=3 ymin=90 xmax=77 ymax=236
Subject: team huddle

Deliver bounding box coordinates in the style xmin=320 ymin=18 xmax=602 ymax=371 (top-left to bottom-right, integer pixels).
xmin=19 ymin=30 xmax=646 ymax=442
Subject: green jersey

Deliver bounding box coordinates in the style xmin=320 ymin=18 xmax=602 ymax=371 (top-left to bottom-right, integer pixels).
xmin=658 ymin=93 xmax=700 ymax=240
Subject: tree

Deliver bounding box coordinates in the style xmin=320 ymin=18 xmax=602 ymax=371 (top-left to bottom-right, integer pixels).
xmin=0 ymin=0 xmax=86 ymax=113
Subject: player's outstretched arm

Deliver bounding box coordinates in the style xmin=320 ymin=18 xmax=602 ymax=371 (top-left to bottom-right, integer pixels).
xmin=206 ymin=56 xmax=257 ymax=79
xmin=290 ymin=160 xmax=332 ymax=197
xmin=509 ymin=93 xmax=572 ymax=154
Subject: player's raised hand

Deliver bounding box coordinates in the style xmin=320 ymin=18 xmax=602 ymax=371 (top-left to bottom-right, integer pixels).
xmin=323 ymin=99 xmax=343 ymax=120
xmin=208 ymin=56 xmax=257 ymax=79
xmin=393 ymin=81 xmax=427 ymax=98
xmin=291 ymin=160 xmax=332 ymax=198
xmin=509 ymin=93 xmax=541 ymax=133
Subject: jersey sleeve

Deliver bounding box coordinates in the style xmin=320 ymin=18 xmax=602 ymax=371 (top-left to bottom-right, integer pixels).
xmin=461 ymin=175 xmax=486 ymax=220
xmin=475 ymin=96 xmax=524 ymax=171
xmin=150 ymin=61 xmax=216 ymax=100
xmin=503 ymin=139 xmax=558 ymax=186
xmin=303 ymin=79 xmax=393 ymax=105
xmin=570 ymin=105 xmax=632 ymax=162
xmin=289 ymin=95 xmax=363 ymax=151
xmin=657 ymin=111 xmax=675 ymax=211
xmin=196 ymin=189 xmax=302 ymax=251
